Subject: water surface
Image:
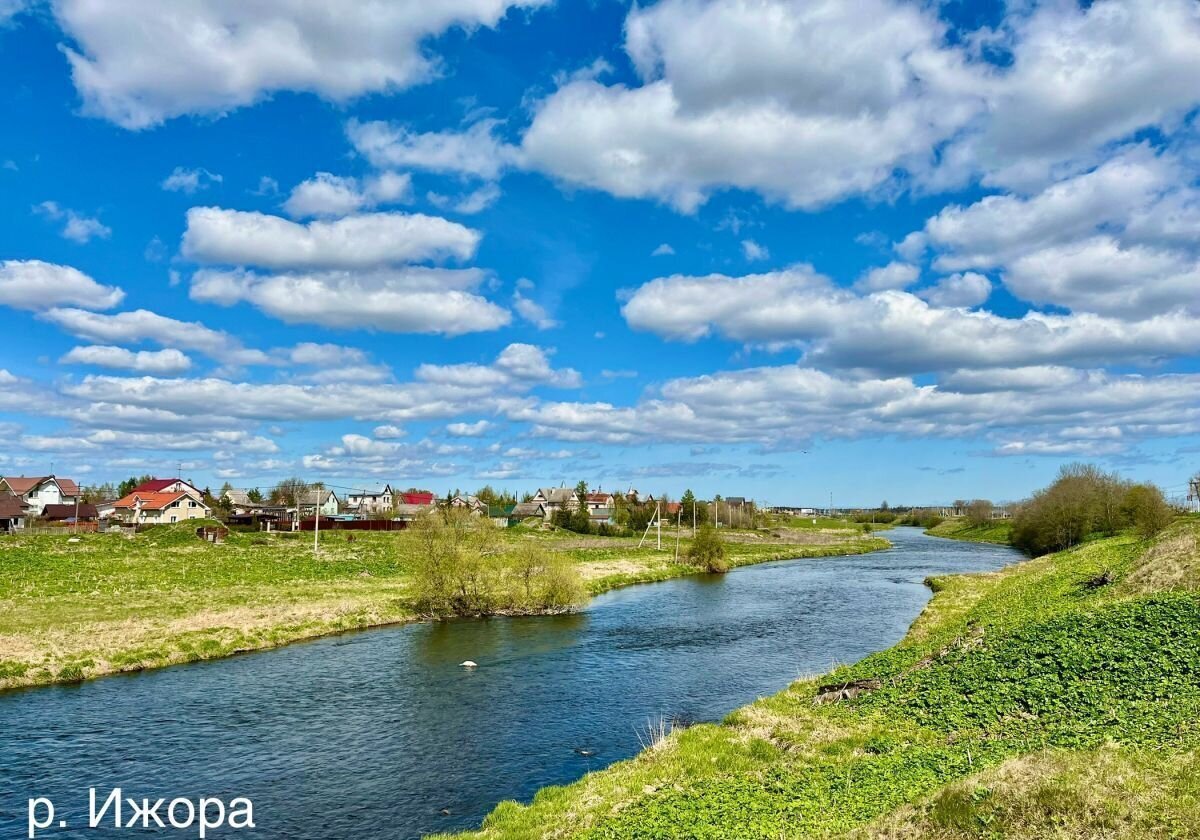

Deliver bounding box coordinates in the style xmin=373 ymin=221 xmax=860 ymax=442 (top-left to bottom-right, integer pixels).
xmin=1 ymin=527 xmax=1020 ymax=838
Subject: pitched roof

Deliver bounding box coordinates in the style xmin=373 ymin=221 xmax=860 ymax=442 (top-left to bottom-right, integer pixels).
xmin=512 ymin=502 xmax=547 ymax=517
xmin=1 ymin=476 xmax=79 ymax=496
xmin=42 ymin=503 xmax=98 ymax=520
xmin=586 ymin=492 xmax=614 ymax=503
xmin=131 ymin=478 xmax=191 ymax=494
xmin=0 ymin=495 xmax=25 ymax=518
xmin=537 ymin=487 xmax=575 ymax=504
xmin=400 ymin=491 xmax=435 ymax=506
xmin=113 ymin=491 xmax=193 ymax=511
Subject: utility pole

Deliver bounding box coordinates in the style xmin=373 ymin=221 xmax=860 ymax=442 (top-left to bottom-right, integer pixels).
xmin=656 ymin=501 xmax=662 ymax=550
xmin=675 ymin=506 xmax=681 ymax=561
xmin=73 ymin=488 xmax=80 ymax=536
xmin=313 ymin=486 xmax=321 ymax=557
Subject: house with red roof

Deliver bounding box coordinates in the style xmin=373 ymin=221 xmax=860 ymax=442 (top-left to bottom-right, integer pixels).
xmin=399 ymin=490 xmax=436 ymax=506
xmin=129 ymin=478 xmax=203 ymax=500
xmin=111 ymin=489 xmax=211 ymax=525
xmin=0 ymin=475 xmax=79 ymax=516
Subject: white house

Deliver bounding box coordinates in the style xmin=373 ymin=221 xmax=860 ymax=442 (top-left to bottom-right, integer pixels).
xmin=346 ymin=484 xmax=394 ymax=515
xmin=300 ymin=489 xmax=340 ymax=517
xmin=0 ymin=475 xmax=80 ymax=516
xmin=112 ymin=490 xmax=211 ymax=524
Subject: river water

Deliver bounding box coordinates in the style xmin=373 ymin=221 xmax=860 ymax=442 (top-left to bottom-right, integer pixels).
xmin=1 ymin=527 xmax=1019 ymax=838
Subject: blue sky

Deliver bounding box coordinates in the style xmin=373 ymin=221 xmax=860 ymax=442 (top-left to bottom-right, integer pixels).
xmin=1 ymin=0 xmax=1198 ymax=506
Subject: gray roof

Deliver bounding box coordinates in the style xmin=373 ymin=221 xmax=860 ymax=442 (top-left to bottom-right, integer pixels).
xmin=512 ymin=502 xmax=546 ymax=517
xmin=536 ymin=487 xmax=575 ymax=504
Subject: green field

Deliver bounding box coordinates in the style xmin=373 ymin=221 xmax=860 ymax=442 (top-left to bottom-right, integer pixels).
xmin=438 ymin=518 xmax=1200 ymax=839
xmin=0 ymin=521 xmax=886 ymax=690
xmin=926 ymin=518 xmax=1014 ymax=545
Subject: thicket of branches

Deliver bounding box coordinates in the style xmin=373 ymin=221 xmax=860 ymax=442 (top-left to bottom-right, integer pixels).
xmin=1011 ymin=464 xmax=1174 ymax=556
xmin=687 ymin=524 xmax=730 ymax=573
xmin=410 ymin=509 xmax=584 ymax=616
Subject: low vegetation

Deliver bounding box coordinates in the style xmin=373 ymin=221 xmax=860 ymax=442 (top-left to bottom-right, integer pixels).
xmin=438 ymin=510 xmax=1200 ymax=839
xmin=0 ymin=516 xmax=886 ymax=690
xmin=925 ymin=518 xmax=1013 ymax=545
xmin=685 ymin=524 xmax=729 ymax=573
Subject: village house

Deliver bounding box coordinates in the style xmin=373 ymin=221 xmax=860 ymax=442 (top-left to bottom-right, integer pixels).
xmin=130 ymin=478 xmax=204 ymax=500
xmin=585 ymin=491 xmax=615 ymax=511
xmin=41 ymin=503 xmax=99 ymax=523
xmin=221 ymin=488 xmax=255 ymax=512
xmin=450 ymin=494 xmax=488 ymax=515
xmin=345 ymin=485 xmax=394 ymax=515
xmin=112 ymin=489 xmax=212 ymax=525
xmin=531 ymin=486 xmax=576 ymax=520
xmin=299 ymin=488 xmax=340 ymax=517
xmin=511 ymin=501 xmax=547 ymax=521
xmin=0 ymin=475 xmax=80 ymax=516
xmin=0 ymin=495 xmax=28 ymax=532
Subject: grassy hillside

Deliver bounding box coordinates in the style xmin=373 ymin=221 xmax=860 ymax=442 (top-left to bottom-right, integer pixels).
xmin=0 ymin=522 xmax=885 ymax=690
xmin=925 ymin=518 xmax=1013 ymax=545
xmin=441 ymin=517 xmax=1200 ymax=839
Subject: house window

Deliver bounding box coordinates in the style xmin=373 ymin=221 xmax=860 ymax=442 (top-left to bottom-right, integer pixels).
xmin=170 ymin=515 xmax=177 ymax=522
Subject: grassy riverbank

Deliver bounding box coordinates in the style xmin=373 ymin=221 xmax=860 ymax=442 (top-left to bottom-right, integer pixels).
xmin=0 ymin=521 xmax=885 ymax=691
xmin=439 ymin=518 xmax=1200 ymax=839
xmin=925 ymin=518 xmax=1013 ymax=545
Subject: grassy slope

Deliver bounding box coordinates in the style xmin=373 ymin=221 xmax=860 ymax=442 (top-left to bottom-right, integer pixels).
xmin=441 ymin=518 xmax=1200 ymax=840
xmin=0 ymin=522 xmax=886 ymax=690
xmin=926 ymin=519 xmax=1013 ymax=545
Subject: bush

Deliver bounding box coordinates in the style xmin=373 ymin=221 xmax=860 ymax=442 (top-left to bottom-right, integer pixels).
xmin=1010 ymin=464 xmax=1171 ymax=555
xmin=1121 ymin=484 xmax=1174 ymax=539
xmin=410 ymin=510 xmax=585 ymax=616
xmin=687 ymin=524 xmax=729 ymax=573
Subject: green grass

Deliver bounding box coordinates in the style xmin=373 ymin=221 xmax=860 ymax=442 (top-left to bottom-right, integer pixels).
xmin=0 ymin=521 xmax=887 ymax=690
xmin=437 ymin=519 xmax=1200 ymax=840
xmin=926 ymin=519 xmax=1013 ymax=545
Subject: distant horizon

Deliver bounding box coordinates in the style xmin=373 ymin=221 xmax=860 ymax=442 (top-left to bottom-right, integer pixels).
xmin=2 ymin=0 xmax=1198 ymax=508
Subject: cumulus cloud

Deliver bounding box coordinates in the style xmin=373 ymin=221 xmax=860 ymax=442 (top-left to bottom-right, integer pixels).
xmin=917 ymin=272 xmax=991 ymax=309
xmin=447 ymin=420 xmax=492 ymax=437
xmin=282 ymin=171 xmax=412 ymax=218
xmin=427 ymin=183 xmax=502 ymax=215
xmin=162 ymin=166 xmax=222 ymax=193
xmin=512 ymin=281 xmax=558 ymax=329
xmin=41 ymin=307 xmax=272 ymax=365
xmin=620 ymin=266 xmax=1200 ymax=373
xmin=520 ymin=0 xmax=985 ymax=211
xmin=33 ymin=201 xmax=111 ymax=243
xmin=347 ymin=118 xmax=520 ymax=179
xmin=0 ymin=260 xmax=124 ymax=311
xmin=53 ymin=0 xmax=549 ymax=129
xmin=60 ymin=345 xmax=193 ymax=374
xmin=855 ymin=261 xmax=919 ymax=292
xmin=741 ymin=239 xmax=769 ymax=261
xmin=181 ymin=207 xmax=480 ymax=269
xmin=190 ymin=267 xmax=510 ymax=335
xmin=651 ymin=243 xmax=675 ymax=256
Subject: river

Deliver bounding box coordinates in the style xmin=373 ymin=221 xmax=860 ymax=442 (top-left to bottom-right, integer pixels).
xmin=1 ymin=527 xmax=1020 ymax=838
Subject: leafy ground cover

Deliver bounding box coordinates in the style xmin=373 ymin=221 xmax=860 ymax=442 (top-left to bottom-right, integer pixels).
xmin=0 ymin=520 xmax=885 ymax=690
xmin=925 ymin=519 xmax=1014 ymax=545
xmin=438 ymin=518 xmax=1200 ymax=839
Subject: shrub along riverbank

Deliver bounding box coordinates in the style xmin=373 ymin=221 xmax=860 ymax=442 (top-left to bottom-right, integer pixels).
xmin=0 ymin=517 xmax=886 ymax=690
xmin=439 ymin=516 xmax=1200 ymax=839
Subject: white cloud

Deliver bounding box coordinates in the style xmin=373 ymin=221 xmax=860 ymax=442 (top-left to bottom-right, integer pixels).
xmin=181 ymin=207 xmax=480 ymax=269
xmin=917 ymin=272 xmax=991 ymax=309
xmin=521 ymin=0 xmax=985 ymax=211
xmin=373 ymin=424 xmax=405 ymax=439
xmin=512 ymin=282 xmax=558 ymax=329
xmin=959 ymin=0 xmax=1200 ymax=189
xmin=190 ymin=267 xmax=510 ymax=335
xmin=651 ymin=243 xmax=675 ymax=256
xmin=162 ymin=166 xmax=222 ymax=193
xmin=426 ymin=182 xmax=503 ymax=215
xmin=282 ymin=171 xmax=412 ymax=218
xmin=1003 ymin=237 xmax=1200 ymax=318
xmin=347 ymin=118 xmax=520 ymax=179
xmin=54 ymin=0 xmax=549 ymax=129
xmin=41 ymin=307 xmax=272 ymax=365
xmin=741 ymin=239 xmax=769 ymax=261
xmin=61 ymin=345 xmax=193 ymax=374
xmin=33 ymin=201 xmax=111 ymax=243
xmin=855 ymin=261 xmax=919 ymax=292
xmin=621 ymin=266 xmax=1200 ymax=373
xmin=0 ymin=260 xmax=124 ymax=311
xmin=447 ymin=420 xmax=492 ymax=437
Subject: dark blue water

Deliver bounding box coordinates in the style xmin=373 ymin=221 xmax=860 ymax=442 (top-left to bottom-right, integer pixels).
xmin=0 ymin=528 xmax=1019 ymax=838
